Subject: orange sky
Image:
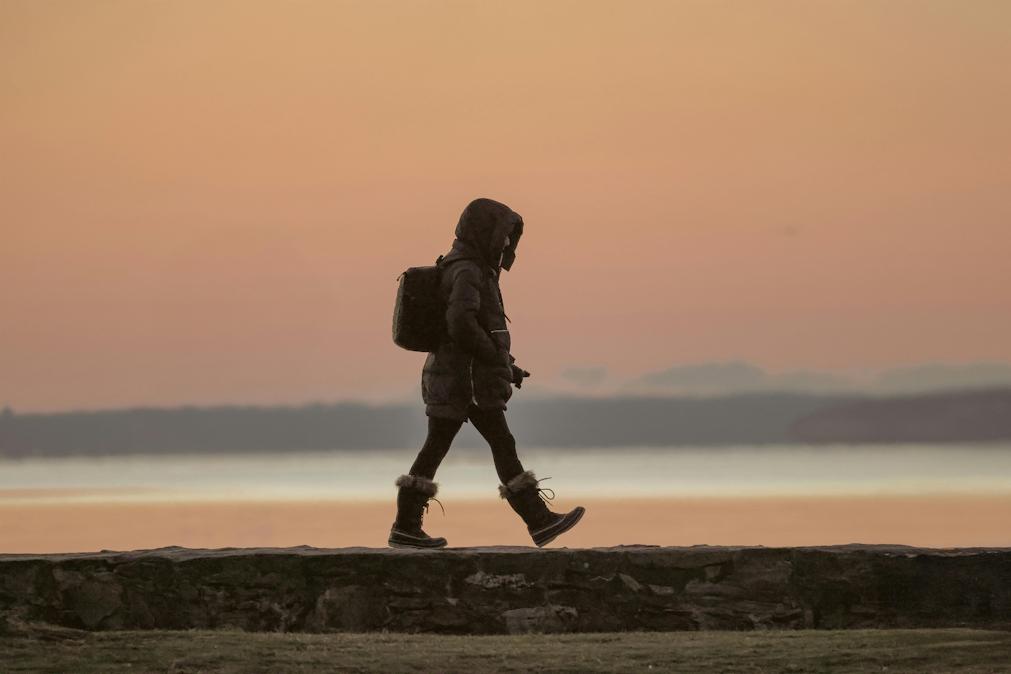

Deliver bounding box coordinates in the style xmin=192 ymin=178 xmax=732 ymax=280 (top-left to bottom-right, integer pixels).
xmin=2 ymin=1 xmax=1010 ymax=411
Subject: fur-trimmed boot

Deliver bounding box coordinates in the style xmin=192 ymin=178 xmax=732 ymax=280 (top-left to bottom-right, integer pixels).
xmin=389 ymin=474 xmax=448 ymax=549
xmin=499 ymin=470 xmax=585 ymax=547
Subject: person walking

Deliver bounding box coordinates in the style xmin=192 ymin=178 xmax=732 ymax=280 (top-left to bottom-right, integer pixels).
xmin=390 ymin=198 xmax=585 ymax=549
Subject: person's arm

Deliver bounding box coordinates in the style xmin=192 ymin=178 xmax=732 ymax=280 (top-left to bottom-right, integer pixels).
xmin=445 ymin=264 xmax=506 ymax=366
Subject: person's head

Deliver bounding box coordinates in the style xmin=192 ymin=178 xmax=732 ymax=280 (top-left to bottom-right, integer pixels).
xmin=455 ymin=198 xmax=524 ymax=271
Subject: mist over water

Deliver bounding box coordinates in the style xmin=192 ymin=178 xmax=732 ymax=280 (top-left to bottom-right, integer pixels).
xmin=3 ymin=444 xmax=1010 ymax=505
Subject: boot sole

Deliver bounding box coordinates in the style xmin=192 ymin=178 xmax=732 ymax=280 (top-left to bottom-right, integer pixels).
xmin=531 ymin=506 xmax=586 ymax=547
xmin=388 ymin=540 xmax=448 ymax=549
xmin=388 ymin=530 xmax=448 ymax=549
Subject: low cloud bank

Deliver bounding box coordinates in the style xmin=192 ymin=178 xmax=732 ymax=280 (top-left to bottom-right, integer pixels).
xmin=548 ymin=361 xmax=1011 ymax=397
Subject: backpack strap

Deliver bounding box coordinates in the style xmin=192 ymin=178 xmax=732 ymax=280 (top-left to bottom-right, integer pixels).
xmin=437 ymin=254 xmax=485 ymax=275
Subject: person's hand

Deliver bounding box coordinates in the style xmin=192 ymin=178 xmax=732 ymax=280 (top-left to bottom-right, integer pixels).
xmin=511 ymin=364 xmax=531 ymax=388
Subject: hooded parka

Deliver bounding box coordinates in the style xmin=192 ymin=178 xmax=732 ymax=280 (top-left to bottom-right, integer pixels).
xmin=422 ymin=198 xmax=524 ymax=420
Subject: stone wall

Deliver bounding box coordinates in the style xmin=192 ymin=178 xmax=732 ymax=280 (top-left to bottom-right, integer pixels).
xmin=1 ymin=545 xmax=1009 ymax=634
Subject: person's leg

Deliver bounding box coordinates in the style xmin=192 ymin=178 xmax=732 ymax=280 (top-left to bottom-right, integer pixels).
xmin=408 ymin=415 xmax=465 ymax=479
xmin=466 ymin=407 xmax=524 ymax=483
xmin=469 ymin=406 xmax=586 ymax=547
xmin=390 ymin=415 xmax=464 ymax=549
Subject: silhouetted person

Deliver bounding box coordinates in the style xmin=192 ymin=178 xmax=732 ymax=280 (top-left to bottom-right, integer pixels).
xmin=390 ymin=198 xmax=585 ymax=548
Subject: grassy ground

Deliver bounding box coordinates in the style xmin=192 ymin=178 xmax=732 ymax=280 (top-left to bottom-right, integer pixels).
xmin=2 ymin=628 xmax=1010 ymax=673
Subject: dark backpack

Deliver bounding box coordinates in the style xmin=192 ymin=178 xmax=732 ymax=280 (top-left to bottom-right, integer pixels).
xmin=392 ymin=256 xmax=446 ymax=352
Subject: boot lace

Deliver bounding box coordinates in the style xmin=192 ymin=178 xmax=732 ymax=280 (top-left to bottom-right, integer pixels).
xmin=535 ymin=477 xmax=556 ymax=504
xmin=423 ymin=497 xmax=446 ymax=517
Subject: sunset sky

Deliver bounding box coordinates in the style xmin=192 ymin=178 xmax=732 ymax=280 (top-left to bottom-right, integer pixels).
xmin=3 ymin=0 xmax=1010 ymax=411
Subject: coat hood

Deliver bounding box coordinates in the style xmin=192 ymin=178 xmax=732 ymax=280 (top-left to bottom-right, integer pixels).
xmin=449 ymin=198 xmax=524 ymax=272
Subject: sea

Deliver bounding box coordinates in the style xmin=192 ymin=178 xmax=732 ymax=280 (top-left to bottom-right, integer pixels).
xmin=2 ymin=443 xmax=1009 ymax=505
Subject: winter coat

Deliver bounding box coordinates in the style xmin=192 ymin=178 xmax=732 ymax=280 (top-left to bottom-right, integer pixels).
xmin=422 ymin=198 xmax=524 ymax=420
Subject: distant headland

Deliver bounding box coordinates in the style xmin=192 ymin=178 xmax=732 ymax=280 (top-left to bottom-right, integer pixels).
xmin=1 ymin=388 xmax=1009 ymax=458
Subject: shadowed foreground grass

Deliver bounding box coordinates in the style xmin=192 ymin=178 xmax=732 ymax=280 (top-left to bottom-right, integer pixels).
xmin=2 ymin=628 xmax=1010 ymax=673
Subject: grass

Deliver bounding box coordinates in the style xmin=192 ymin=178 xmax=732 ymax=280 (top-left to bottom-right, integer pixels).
xmin=2 ymin=628 xmax=1010 ymax=673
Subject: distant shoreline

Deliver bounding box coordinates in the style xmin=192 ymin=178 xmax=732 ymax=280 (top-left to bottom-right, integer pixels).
xmin=2 ymin=388 xmax=1009 ymax=458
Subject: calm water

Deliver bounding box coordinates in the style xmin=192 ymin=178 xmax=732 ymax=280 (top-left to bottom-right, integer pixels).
xmin=2 ymin=443 xmax=1010 ymax=505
